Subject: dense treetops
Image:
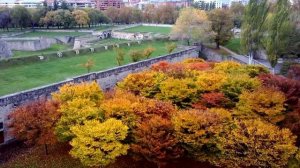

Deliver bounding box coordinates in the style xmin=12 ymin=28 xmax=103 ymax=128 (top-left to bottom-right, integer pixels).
xmin=8 ymin=58 xmax=300 ymax=167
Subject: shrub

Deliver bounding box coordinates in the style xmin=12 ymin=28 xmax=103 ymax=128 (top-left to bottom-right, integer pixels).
xmin=151 ymin=62 xmax=189 ymax=78
xmin=193 ymin=92 xmax=229 ymax=109
xmin=131 ymin=116 xmax=183 ymax=167
xmin=236 ymin=87 xmax=286 ymax=123
xmin=129 ymin=49 xmax=144 ymax=62
xmin=166 ymin=42 xmax=177 ymax=53
xmin=70 ymin=119 xmax=129 ymax=167
xmin=114 ymin=47 xmax=125 ymax=66
xmin=143 ymin=46 xmax=155 ymax=59
xmin=216 ymin=119 xmax=297 ymax=168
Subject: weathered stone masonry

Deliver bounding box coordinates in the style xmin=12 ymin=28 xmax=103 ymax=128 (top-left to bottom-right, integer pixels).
xmin=0 ymin=47 xmax=198 ymax=144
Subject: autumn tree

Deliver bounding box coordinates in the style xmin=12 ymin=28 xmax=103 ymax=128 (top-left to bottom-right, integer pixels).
xmin=156 ymin=5 xmax=178 ymax=24
xmin=104 ymin=7 xmax=119 ymax=23
xmin=171 ymin=8 xmax=214 ymax=46
xmin=142 ymin=4 xmax=156 ymax=23
xmin=208 ymin=9 xmax=234 ymax=49
xmin=157 ymin=77 xmax=199 ymax=108
xmin=236 ymin=87 xmax=286 ymax=123
xmin=221 ymin=74 xmax=261 ymax=102
xmin=53 ymin=82 xmax=104 ymax=141
xmin=8 ymin=100 xmax=60 ymax=154
xmin=72 ymin=10 xmax=90 ymax=28
xmin=172 ymin=109 xmax=232 ymax=162
xmin=70 ymin=119 xmax=129 ymax=167
xmin=52 ymin=81 xmax=104 ymax=105
xmin=118 ymin=71 xmax=166 ymax=98
xmin=0 ymin=7 xmax=11 ymax=31
xmin=196 ymin=71 xmax=227 ymax=92
xmin=216 ymin=119 xmax=297 ymax=168
xmin=131 ymin=116 xmax=183 ymax=167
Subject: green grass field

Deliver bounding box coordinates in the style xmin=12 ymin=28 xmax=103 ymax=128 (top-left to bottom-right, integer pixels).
xmin=17 ymin=31 xmax=89 ymax=38
xmin=0 ymin=41 xmax=170 ymax=96
xmin=92 ymin=38 xmax=130 ymax=47
xmin=13 ymin=44 xmax=71 ymax=58
xmin=224 ymin=38 xmax=242 ymax=54
xmin=123 ymin=26 xmax=172 ymax=35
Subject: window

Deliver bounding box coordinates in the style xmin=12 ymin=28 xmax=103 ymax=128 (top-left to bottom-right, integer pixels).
xmin=0 ymin=118 xmax=4 ymax=144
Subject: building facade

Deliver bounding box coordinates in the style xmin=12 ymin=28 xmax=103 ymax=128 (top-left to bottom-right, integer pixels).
xmin=0 ymin=0 xmax=44 ymax=8
xmin=95 ymin=0 xmax=124 ymax=10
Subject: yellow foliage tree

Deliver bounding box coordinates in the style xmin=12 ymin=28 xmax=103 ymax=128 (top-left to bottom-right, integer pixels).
xmin=52 ymin=81 xmax=103 ymax=105
xmin=216 ymin=119 xmax=297 ymax=168
xmin=55 ymin=98 xmax=100 ymax=141
xmin=236 ymin=87 xmax=286 ymax=123
xmin=171 ymin=7 xmax=214 ymax=45
xmin=118 ymin=71 xmax=166 ymax=98
xmin=213 ymin=61 xmax=242 ymax=73
xmin=70 ymin=119 xmax=129 ymax=167
xmin=172 ymin=109 xmax=231 ymax=161
xmin=157 ymin=77 xmax=199 ymax=108
xmin=100 ymin=97 xmax=138 ymax=131
xmin=221 ymin=74 xmax=261 ymax=102
xmin=196 ymin=71 xmax=227 ymax=92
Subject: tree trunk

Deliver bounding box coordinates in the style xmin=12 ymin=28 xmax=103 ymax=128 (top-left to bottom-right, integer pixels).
xmin=44 ymin=144 xmax=49 ymax=155
xmin=216 ymin=41 xmax=220 ymax=49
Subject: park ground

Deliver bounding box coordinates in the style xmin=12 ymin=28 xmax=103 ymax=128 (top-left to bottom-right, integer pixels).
xmin=0 ymin=40 xmax=173 ymax=96
xmin=122 ymin=25 xmax=172 ymax=35
xmin=0 ymin=142 xmax=215 ymax=168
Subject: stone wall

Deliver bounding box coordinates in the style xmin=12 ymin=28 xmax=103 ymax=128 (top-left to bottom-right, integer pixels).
xmin=0 ymin=47 xmax=198 ymax=144
xmin=3 ymin=37 xmax=74 ymax=51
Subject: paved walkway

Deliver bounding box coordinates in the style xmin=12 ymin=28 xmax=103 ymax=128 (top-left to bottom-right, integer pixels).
xmin=220 ymin=46 xmax=282 ymax=74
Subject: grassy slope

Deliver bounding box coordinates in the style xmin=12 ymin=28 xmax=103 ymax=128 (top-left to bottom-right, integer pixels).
xmin=17 ymin=31 xmax=88 ymax=38
xmin=13 ymin=44 xmax=71 ymax=58
xmin=0 ymin=41 xmax=168 ymax=96
xmin=224 ymin=38 xmax=242 ymax=54
xmin=123 ymin=26 xmax=172 ymax=35
xmin=91 ymin=38 xmax=130 ymax=47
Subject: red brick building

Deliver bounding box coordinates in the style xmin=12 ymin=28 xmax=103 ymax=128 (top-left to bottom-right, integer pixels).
xmin=95 ymin=0 xmax=124 ymax=10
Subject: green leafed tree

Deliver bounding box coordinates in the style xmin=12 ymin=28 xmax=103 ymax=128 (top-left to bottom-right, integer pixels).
xmin=263 ymin=0 xmax=293 ymax=69
xmin=11 ymin=6 xmax=31 ymax=30
xmin=241 ymin=0 xmax=269 ymax=64
xmin=208 ymin=8 xmax=234 ymax=49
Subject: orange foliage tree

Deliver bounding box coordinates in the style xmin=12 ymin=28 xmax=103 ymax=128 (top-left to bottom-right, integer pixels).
xmin=8 ymin=100 xmax=60 ymax=154
xmin=131 ymin=116 xmax=183 ymax=167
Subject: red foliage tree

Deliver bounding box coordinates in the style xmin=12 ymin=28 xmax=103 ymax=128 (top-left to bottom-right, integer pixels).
xmin=258 ymin=74 xmax=300 ymax=109
xmin=192 ymin=92 xmax=229 ymax=110
xmin=288 ymin=64 xmax=300 ymax=80
xmin=131 ymin=116 xmax=183 ymax=167
xmin=187 ymin=62 xmax=212 ymax=71
xmin=8 ymin=100 xmax=60 ymax=154
xmin=151 ymin=61 xmax=187 ymax=78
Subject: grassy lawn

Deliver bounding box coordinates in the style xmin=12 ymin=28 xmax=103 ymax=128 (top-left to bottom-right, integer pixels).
xmin=0 ymin=41 xmax=170 ymax=96
xmin=92 ymin=38 xmax=131 ymax=47
xmin=17 ymin=31 xmax=89 ymax=38
xmin=123 ymin=26 xmax=172 ymax=35
xmin=13 ymin=44 xmax=71 ymax=58
xmin=224 ymin=38 xmax=242 ymax=54
xmin=94 ymin=25 xmax=114 ymax=31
